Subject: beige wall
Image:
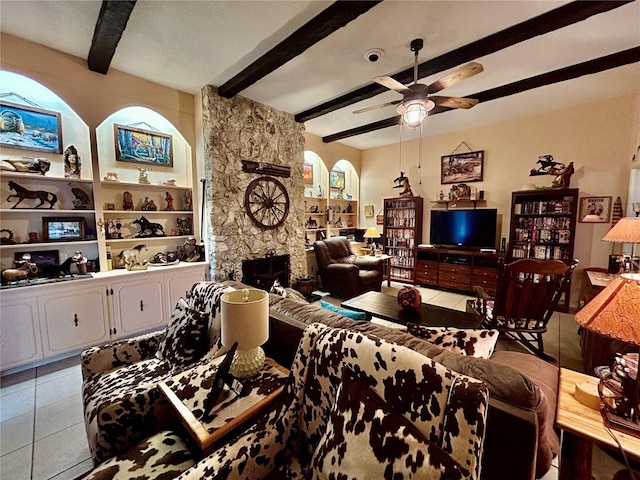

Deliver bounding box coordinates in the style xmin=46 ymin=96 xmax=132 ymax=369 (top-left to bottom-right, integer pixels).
xmin=0 ymin=33 xmax=196 ymax=165
xmin=361 ymin=93 xmax=640 ymax=306
xmin=304 ymin=133 xmax=362 ymax=173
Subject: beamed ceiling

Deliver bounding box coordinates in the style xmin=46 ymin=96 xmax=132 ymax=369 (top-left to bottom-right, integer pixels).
xmin=1 ymin=0 xmax=638 ymax=150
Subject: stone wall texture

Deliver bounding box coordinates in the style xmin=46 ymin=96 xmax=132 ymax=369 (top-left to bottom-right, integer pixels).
xmin=202 ymin=86 xmax=306 ymax=284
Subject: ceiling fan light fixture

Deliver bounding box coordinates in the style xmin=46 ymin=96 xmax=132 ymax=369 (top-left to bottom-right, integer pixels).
xmin=397 ymin=98 xmax=434 ymax=127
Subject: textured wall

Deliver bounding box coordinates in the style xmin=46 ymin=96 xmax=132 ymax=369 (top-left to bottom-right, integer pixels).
xmin=202 ymin=86 xmax=306 ymax=283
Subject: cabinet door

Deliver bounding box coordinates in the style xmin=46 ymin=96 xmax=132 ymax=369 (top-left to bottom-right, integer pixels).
xmin=165 ymin=267 xmax=207 ymax=319
xmin=0 ymin=294 xmax=43 ymax=370
xmin=111 ymin=279 xmax=165 ymax=337
xmin=38 ymin=287 xmax=110 ymax=355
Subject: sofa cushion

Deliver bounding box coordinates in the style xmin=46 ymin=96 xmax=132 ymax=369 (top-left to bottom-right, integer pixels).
xmin=186 ymin=281 xmax=236 ymax=351
xmin=307 ymin=366 xmax=470 ymax=480
xmin=156 ymin=298 xmax=210 ymax=367
xmin=406 ymin=324 xmax=499 ymax=358
xmin=320 ymin=299 xmax=367 ymax=321
xmin=80 ymin=430 xmax=195 ymax=480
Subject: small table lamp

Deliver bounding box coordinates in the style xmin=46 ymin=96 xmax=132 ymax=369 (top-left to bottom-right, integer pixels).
xmin=221 ymin=288 xmax=269 ymax=378
xmin=575 ymin=273 xmax=640 ymax=436
xmin=363 ymin=226 xmax=381 ymax=256
xmin=603 ymin=217 xmax=640 ymax=272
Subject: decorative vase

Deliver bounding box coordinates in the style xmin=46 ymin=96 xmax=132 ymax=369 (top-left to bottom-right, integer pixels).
xmin=397 ymin=286 xmax=422 ymax=310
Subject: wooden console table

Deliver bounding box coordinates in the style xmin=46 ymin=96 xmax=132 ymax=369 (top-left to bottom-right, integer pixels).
xmin=556 ymin=368 xmax=640 ymax=480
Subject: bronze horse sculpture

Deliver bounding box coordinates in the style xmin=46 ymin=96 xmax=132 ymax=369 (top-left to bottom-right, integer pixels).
xmin=7 ymin=181 xmax=57 ymax=209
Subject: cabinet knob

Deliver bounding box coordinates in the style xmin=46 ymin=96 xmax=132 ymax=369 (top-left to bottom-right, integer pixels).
xmin=140 ymin=300 xmax=144 ymax=312
xmin=74 ymin=313 xmax=78 ymax=327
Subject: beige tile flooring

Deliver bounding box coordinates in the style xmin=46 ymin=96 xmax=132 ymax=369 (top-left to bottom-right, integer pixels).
xmin=0 ymin=283 xmax=624 ymax=479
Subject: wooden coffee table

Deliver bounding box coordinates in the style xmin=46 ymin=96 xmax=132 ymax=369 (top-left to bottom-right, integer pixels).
xmin=341 ymin=291 xmax=482 ymax=328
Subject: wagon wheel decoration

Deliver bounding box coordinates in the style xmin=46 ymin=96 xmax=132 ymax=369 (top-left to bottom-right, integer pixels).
xmin=244 ymin=176 xmax=290 ymax=229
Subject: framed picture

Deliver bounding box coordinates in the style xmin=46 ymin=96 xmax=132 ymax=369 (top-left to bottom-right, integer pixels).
xmin=579 ymin=196 xmax=612 ymax=223
xmin=105 ymin=203 xmax=115 ymax=210
xmin=0 ymin=100 xmax=63 ymax=154
xmin=364 ymin=204 xmax=374 ymax=218
xmin=14 ymin=250 xmax=59 ymax=275
xmin=303 ymin=163 xmax=313 ymax=185
xmin=114 ymin=123 xmax=173 ymax=167
xmin=42 ymin=217 xmax=85 ymax=241
xmin=440 ymin=150 xmax=484 ymax=184
xmin=330 ymin=170 xmax=345 ymax=189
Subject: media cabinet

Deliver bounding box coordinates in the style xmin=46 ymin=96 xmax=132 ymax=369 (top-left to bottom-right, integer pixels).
xmin=415 ymin=246 xmax=504 ymax=295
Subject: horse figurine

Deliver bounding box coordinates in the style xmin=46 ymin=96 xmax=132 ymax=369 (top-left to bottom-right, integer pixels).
xmin=132 ymin=216 xmax=165 ymax=237
xmin=118 ymin=244 xmax=147 ymax=267
xmin=7 ymin=181 xmax=58 ymax=209
xmin=42 ymin=257 xmax=76 ymax=278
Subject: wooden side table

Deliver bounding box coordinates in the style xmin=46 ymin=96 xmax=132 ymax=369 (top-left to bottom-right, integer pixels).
xmin=159 ymin=358 xmax=288 ymax=456
xmin=556 ymin=368 xmax=640 ymax=480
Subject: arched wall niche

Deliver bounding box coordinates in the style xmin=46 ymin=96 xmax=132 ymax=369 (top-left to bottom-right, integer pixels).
xmin=0 ymin=70 xmax=92 ymax=179
xmin=303 ymin=150 xmax=328 ymax=199
xmin=96 ymin=106 xmax=193 ymax=185
xmin=330 ymin=159 xmax=359 ymax=202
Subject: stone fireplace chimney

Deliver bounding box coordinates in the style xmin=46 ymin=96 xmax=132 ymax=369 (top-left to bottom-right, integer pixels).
xmin=201 ymin=86 xmax=306 ymax=284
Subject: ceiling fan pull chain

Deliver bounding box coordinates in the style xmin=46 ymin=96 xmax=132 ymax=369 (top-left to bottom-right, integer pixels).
xmin=418 ymin=122 xmax=423 ymax=185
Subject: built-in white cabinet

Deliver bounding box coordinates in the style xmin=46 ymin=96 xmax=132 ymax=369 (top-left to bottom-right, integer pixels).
xmin=0 ymin=262 xmax=207 ymax=373
xmin=38 ymin=282 xmax=111 ymax=355
xmin=0 ymin=294 xmax=43 ymax=370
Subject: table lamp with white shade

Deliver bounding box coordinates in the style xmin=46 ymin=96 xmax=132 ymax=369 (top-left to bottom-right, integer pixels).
xmin=603 ymin=217 xmax=640 ymax=272
xmin=221 ymin=288 xmax=269 ymax=378
xmin=363 ymin=226 xmax=381 ymax=255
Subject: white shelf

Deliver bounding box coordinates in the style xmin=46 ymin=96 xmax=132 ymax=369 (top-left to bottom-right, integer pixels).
xmin=1 ymin=209 xmax=95 ymax=215
xmin=105 ymin=235 xmax=192 ymax=244
xmin=101 ymin=181 xmax=191 ymax=191
xmin=0 ymin=240 xmax=98 ymax=250
xmin=103 ymin=210 xmax=193 ymax=215
xmin=0 ymin=172 xmax=93 ymax=184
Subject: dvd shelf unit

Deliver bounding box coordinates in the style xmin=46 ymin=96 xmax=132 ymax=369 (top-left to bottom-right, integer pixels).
xmin=508 ymin=188 xmax=578 ymax=309
xmin=383 ymin=197 xmax=423 ymax=283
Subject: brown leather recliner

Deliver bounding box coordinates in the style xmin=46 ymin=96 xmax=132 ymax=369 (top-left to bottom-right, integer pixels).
xmin=313 ymin=237 xmax=384 ymax=299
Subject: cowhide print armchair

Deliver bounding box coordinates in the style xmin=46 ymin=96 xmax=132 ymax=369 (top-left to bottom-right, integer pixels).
xmin=81 ymin=281 xmax=234 ymax=464
xmin=177 ymin=323 xmax=489 ymax=480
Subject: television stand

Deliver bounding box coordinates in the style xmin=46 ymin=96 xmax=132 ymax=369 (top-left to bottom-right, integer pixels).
xmin=415 ymin=246 xmax=504 ymax=295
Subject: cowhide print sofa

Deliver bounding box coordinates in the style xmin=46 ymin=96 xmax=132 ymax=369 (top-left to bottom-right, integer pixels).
xmin=81 ymin=280 xmax=558 ymax=480
xmin=82 ymin=322 xmax=489 ymax=480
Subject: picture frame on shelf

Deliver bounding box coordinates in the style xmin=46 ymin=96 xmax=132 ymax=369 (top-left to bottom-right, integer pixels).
xmin=0 ymin=100 xmax=63 ymax=154
xmin=440 ymin=150 xmax=484 ymax=184
xmin=114 ymin=123 xmax=173 ymax=167
xmin=105 ymin=203 xmax=115 ymax=210
xmin=303 ymin=163 xmax=313 ymax=185
xmin=14 ymin=250 xmax=59 ymax=275
xmin=330 ymin=170 xmax=345 ymax=189
xmin=42 ymin=217 xmax=85 ymax=241
xmin=579 ymin=196 xmax=612 ymax=223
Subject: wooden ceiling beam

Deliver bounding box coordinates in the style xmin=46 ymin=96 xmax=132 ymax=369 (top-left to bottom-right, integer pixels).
xmin=299 ymin=0 xmax=631 ymax=123
xmin=217 ymin=1 xmax=382 ymax=98
xmin=322 ymin=47 xmax=640 ymax=143
xmin=88 ymin=0 xmax=137 ymax=74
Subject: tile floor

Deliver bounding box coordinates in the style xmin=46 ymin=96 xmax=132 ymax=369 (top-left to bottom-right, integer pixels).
xmin=0 ymin=283 xmax=624 ymax=479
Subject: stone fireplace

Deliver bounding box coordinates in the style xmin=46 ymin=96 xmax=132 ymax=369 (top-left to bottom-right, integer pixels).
xmin=201 ymin=86 xmax=306 ymax=283
xmin=241 ymin=253 xmax=290 ymax=290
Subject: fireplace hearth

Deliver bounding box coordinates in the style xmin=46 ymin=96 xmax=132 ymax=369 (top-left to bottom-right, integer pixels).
xmin=242 ymin=253 xmax=290 ymax=290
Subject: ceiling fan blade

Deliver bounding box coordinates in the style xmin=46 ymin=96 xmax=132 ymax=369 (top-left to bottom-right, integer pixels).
xmin=353 ymin=100 xmax=401 ymax=114
xmin=430 ymin=96 xmax=479 ymax=109
xmin=426 ymin=62 xmax=484 ymax=94
xmin=374 ymin=76 xmax=411 ymax=94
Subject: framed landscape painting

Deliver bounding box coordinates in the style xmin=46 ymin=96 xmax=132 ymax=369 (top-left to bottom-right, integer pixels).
xmin=114 ymin=123 xmax=173 ymax=167
xmin=303 ymin=163 xmax=313 ymax=185
xmin=330 ymin=170 xmax=345 ymax=189
xmin=441 ymin=150 xmax=484 ymax=184
xmin=0 ymin=100 xmax=63 ymax=153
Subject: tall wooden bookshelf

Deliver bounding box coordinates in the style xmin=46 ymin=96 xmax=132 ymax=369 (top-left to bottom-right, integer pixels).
xmin=383 ymin=197 xmax=423 ymax=283
xmin=508 ymin=188 xmax=578 ymax=310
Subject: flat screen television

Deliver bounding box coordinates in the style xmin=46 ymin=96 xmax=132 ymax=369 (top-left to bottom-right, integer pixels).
xmin=430 ymin=209 xmax=497 ymax=249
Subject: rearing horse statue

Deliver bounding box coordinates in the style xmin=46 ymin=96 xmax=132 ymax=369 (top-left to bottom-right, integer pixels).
xmin=7 ymin=181 xmax=58 ymax=209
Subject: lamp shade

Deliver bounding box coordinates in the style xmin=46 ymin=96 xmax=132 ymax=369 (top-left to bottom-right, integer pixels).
xmin=602 ymin=217 xmax=640 ymax=243
xmin=582 ymin=214 xmax=601 ymax=223
xmin=575 ymin=273 xmax=640 ymax=345
xmin=396 ymin=98 xmax=435 ymax=127
xmin=363 ymin=226 xmax=381 ymax=239
xmin=221 ymin=289 xmax=269 ymax=350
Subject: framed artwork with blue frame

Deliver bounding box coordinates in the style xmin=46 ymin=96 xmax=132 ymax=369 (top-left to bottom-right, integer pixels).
xmin=114 ymin=123 xmax=173 ymax=167
xmin=0 ymin=100 xmax=63 ymax=154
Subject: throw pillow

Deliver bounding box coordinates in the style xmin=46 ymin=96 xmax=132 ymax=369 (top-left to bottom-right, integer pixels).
xmin=270 ymin=279 xmax=286 ymax=297
xmin=320 ymin=299 xmax=367 ymax=321
xmin=306 ymin=367 xmax=469 ymax=480
xmin=156 ymin=298 xmax=210 ymax=367
xmin=406 ymin=323 xmax=499 ymax=358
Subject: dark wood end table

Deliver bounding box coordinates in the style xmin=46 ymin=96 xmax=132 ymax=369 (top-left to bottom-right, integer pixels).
xmin=159 ymin=358 xmax=288 ymax=456
xmin=341 ymin=291 xmax=482 ymax=328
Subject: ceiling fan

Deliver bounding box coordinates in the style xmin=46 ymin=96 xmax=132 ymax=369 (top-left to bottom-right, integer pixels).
xmin=354 ymin=38 xmax=483 ymax=126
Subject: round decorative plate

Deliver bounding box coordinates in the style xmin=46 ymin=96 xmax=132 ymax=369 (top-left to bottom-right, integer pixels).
xmin=244 ymin=176 xmax=290 ymax=229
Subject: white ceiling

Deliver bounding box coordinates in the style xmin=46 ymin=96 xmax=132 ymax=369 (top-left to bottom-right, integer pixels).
xmin=1 ymin=0 xmax=638 ymax=151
